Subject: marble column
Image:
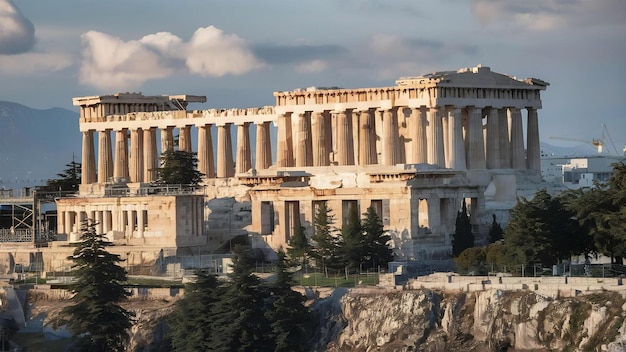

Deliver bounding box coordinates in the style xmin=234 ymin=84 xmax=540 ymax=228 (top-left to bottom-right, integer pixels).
xmin=161 ymin=126 xmax=174 ymax=154
xmin=448 ymin=107 xmax=466 ymax=170
xmin=335 ymin=110 xmax=355 ymax=165
xmin=255 ymin=122 xmax=272 ymax=170
xmin=485 ymin=108 xmax=500 ymax=169
xmin=526 ymin=108 xmax=540 ymax=171
xmin=142 ymin=128 xmax=157 ymax=182
xmin=442 ymin=111 xmax=450 ymax=168
xmin=81 ymin=130 xmax=96 ymax=185
xmin=276 ymin=113 xmax=294 ymax=167
xmin=311 ymin=111 xmax=330 ymax=166
xmin=466 ymin=107 xmax=486 ymax=169
xmin=98 ymin=130 xmax=113 ymax=184
xmin=382 ymin=109 xmax=398 ymax=165
xmin=427 ymin=107 xmax=445 ymax=167
xmin=198 ymin=125 xmax=215 ymax=177
xmin=411 ymin=107 xmax=428 ymax=164
xmin=198 ymin=125 xmax=215 ymax=178
xmin=498 ymin=108 xmax=511 ymax=169
xmin=217 ymin=124 xmax=234 ymax=177
xmin=129 ymin=128 xmax=143 ymax=182
xmin=358 ymin=109 xmax=377 ymax=165
xmin=178 ymin=125 xmax=192 ymax=152
xmin=509 ymin=108 xmax=526 ymax=169
xmin=295 ymin=113 xmax=313 ymax=167
xmin=236 ymin=123 xmax=252 ymax=174
xmin=114 ymin=129 xmax=129 ymax=181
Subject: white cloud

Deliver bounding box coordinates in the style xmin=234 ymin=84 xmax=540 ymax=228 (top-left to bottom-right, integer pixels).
xmin=471 ymin=0 xmax=626 ymax=30
xmin=0 ymin=0 xmax=35 ymax=54
xmin=185 ymin=26 xmax=264 ymax=77
xmin=0 ymin=51 xmax=72 ymax=74
xmin=79 ymin=26 xmax=263 ymax=90
xmin=79 ymin=31 xmax=176 ymax=91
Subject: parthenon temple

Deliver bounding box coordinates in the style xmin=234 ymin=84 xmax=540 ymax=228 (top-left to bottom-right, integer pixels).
xmin=55 ymin=64 xmax=548 ymax=263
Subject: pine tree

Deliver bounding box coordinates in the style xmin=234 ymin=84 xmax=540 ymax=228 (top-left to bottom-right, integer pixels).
xmin=210 ymin=245 xmax=272 ymax=351
xmin=452 ymin=199 xmax=474 ymax=257
xmin=488 ymin=214 xmax=504 ymax=243
xmin=310 ymin=201 xmax=340 ymax=271
xmin=43 ymin=159 xmax=81 ymax=192
xmin=266 ymin=249 xmax=311 ymax=352
xmin=61 ymin=219 xmax=134 ymax=352
xmin=287 ymin=225 xmax=310 ymax=267
xmin=338 ymin=206 xmax=364 ymax=269
xmin=154 ymin=150 xmax=203 ymax=186
xmin=361 ymin=206 xmax=394 ymax=271
xmin=168 ymin=271 xmax=222 ymax=351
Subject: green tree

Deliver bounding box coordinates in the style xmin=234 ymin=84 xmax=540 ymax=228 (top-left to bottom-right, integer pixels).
xmin=503 ymin=189 xmax=580 ymax=267
xmin=287 ymin=225 xmax=310 ymax=267
xmin=266 ymin=249 xmax=311 ymax=352
xmin=154 ymin=150 xmax=203 ymax=186
xmin=488 ymin=214 xmax=504 ymax=243
xmin=361 ymin=206 xmax=393 ymax=271
xmin=210 ymin=246 xmax=272 ymax=351
xmin=168 ymin=271 xmax=222 ymax=351
xmin=43 ymin=159 xmax=81 ymax=192
xmin=310 ymin=201 xmax=340 ymax=272
xmin=452 ymin=199 xmax=474 ymax=257
xmin=61 ymin=219 xmax=134 ymax=352
xmin=454 ymin=247 xmax=487 ymax=275
xmin=338 ymin=206 xmax=364 ymax=269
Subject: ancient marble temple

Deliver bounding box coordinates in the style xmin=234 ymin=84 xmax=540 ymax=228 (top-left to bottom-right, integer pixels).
xmin=57 ymin=65 xmax=548 ymax=261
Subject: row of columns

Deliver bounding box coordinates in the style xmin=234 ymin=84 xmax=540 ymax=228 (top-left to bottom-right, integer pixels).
xmin=80 ymin=105 xmax=540 ymax=185
xmin=59 ymin=209 xmax=147 ymax=238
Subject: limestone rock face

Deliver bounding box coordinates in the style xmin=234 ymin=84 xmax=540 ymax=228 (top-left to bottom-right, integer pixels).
xmin=311 ymin=288 xmax=626 ymax=352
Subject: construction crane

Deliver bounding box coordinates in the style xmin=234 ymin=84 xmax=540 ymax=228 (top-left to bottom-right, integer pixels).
xmin=549 ymin=123 xmax=619 ymax=155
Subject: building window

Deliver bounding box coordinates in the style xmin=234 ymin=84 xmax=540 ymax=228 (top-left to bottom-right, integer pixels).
xmin=342 ymin=200 xmax=359 ymax=227
xmin=261 ymin=201 xmax=275 ymax=235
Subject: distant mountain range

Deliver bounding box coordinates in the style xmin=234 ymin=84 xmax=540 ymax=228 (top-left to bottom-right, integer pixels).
xmin=0 ymin=100 xmax=621 ymax=190
xmin=0 ymin=101 xmax=80 ymax=189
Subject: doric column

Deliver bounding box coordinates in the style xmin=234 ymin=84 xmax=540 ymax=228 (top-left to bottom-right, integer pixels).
xmin=114 ymin=129 xmax=129 ymax=181
xmin=137 ymin=210 xmax=144 ymax=239
xmin=311 ymin=111 xmax=330 ymax=166
xmin=255 ymin=122 xmax=272 ymax=170
xmin=498 ymin=108 xmax=511 ymax=168
xmin=295 ymin=113 xmax=313 ymax=167
xmin=142 ymin=127 xmax=157 ymax=182
xmin=81 ymin=130 xmax=96 ymax=185
xmin=335 ymin=110 xmax=355 ymax=165
xmin=97 ymin=130 xmax=113 ymax=183
xmin=358 ymin=109 xmax=377 ymax=165
xmin=448 ymin=107 xmax=466 ymax=170
xmin=509 ymin=108 xmax=526 ymax=169
xmin=276 ymin=113 xmax=294 ymax=167
xmin=217 ymin=124 xmax=234 ymax=177
xmin=411 ymin=107 xmax=428 ymax=164
xmin=161 ymin=126 xmax=174 ymax=154
xmin=427 ymin=107 xmax=445 ymax=167
xmin=178 ymin=125 xmax=192 ymax=152
xmin=198 ymin=125 xmax=215 ymax=177
xmin=129 ymin=128 xmax=143 ymax=182
xmin=466 ymin=107 xmax=486 ymax=169
xmin=486 ymin=108 xmax=500 ymax=169
xmin=442 ymin=111 xmax=450 ymax=168
xmin=526 ymin=108 xmax=540 ymax=171
xmin=382 ymin=109 xmax=398 ymax=165
xmin=236 ymin=123 xmax=252 ymax=174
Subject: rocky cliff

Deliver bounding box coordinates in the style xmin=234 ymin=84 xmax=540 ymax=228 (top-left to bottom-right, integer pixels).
xmin=310 ymin=287 xmax=626 ymax=352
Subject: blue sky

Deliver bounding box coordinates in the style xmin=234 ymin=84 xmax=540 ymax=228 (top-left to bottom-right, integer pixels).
xmin=1 ymin=0 xmax=626 ymax=152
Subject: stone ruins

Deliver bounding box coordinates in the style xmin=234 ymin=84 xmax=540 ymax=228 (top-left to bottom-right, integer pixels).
xmin=51 ymin=64 xmax=548 ymax=269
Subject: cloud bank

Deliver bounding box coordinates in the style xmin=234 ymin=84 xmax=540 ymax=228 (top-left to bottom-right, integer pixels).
xmin=80 ymin=26 xmax=264 ymax=90
xmin=0 ymin=0 xmax=35 ymax=55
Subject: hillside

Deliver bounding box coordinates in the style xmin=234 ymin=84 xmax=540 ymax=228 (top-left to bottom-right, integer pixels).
xmin=0 ymin=101 xmax=80 ymax=189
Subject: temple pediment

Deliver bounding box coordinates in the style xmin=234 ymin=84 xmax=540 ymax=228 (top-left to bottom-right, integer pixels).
xmin=397 ymin=65 xmax=549 ymax=90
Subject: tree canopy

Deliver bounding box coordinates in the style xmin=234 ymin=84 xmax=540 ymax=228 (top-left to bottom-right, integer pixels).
xmin=452 ymin=199 xmax=474 ymax=257
xmin=61 ymin=219 xmax=134 ymax=352
xmin=153 ymin=150 xmax=203 ymax=186
xmin=42 ymin=159 xmax=81 ymax=192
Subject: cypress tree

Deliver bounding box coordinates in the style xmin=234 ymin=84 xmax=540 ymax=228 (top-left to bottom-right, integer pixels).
xmin=361 ymin=206 xmax=394 ymax=271
xmin=61 ymin=219 xmax=134 ymax=352
xmin=452 ymin=199 xmax=474 ymax=257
